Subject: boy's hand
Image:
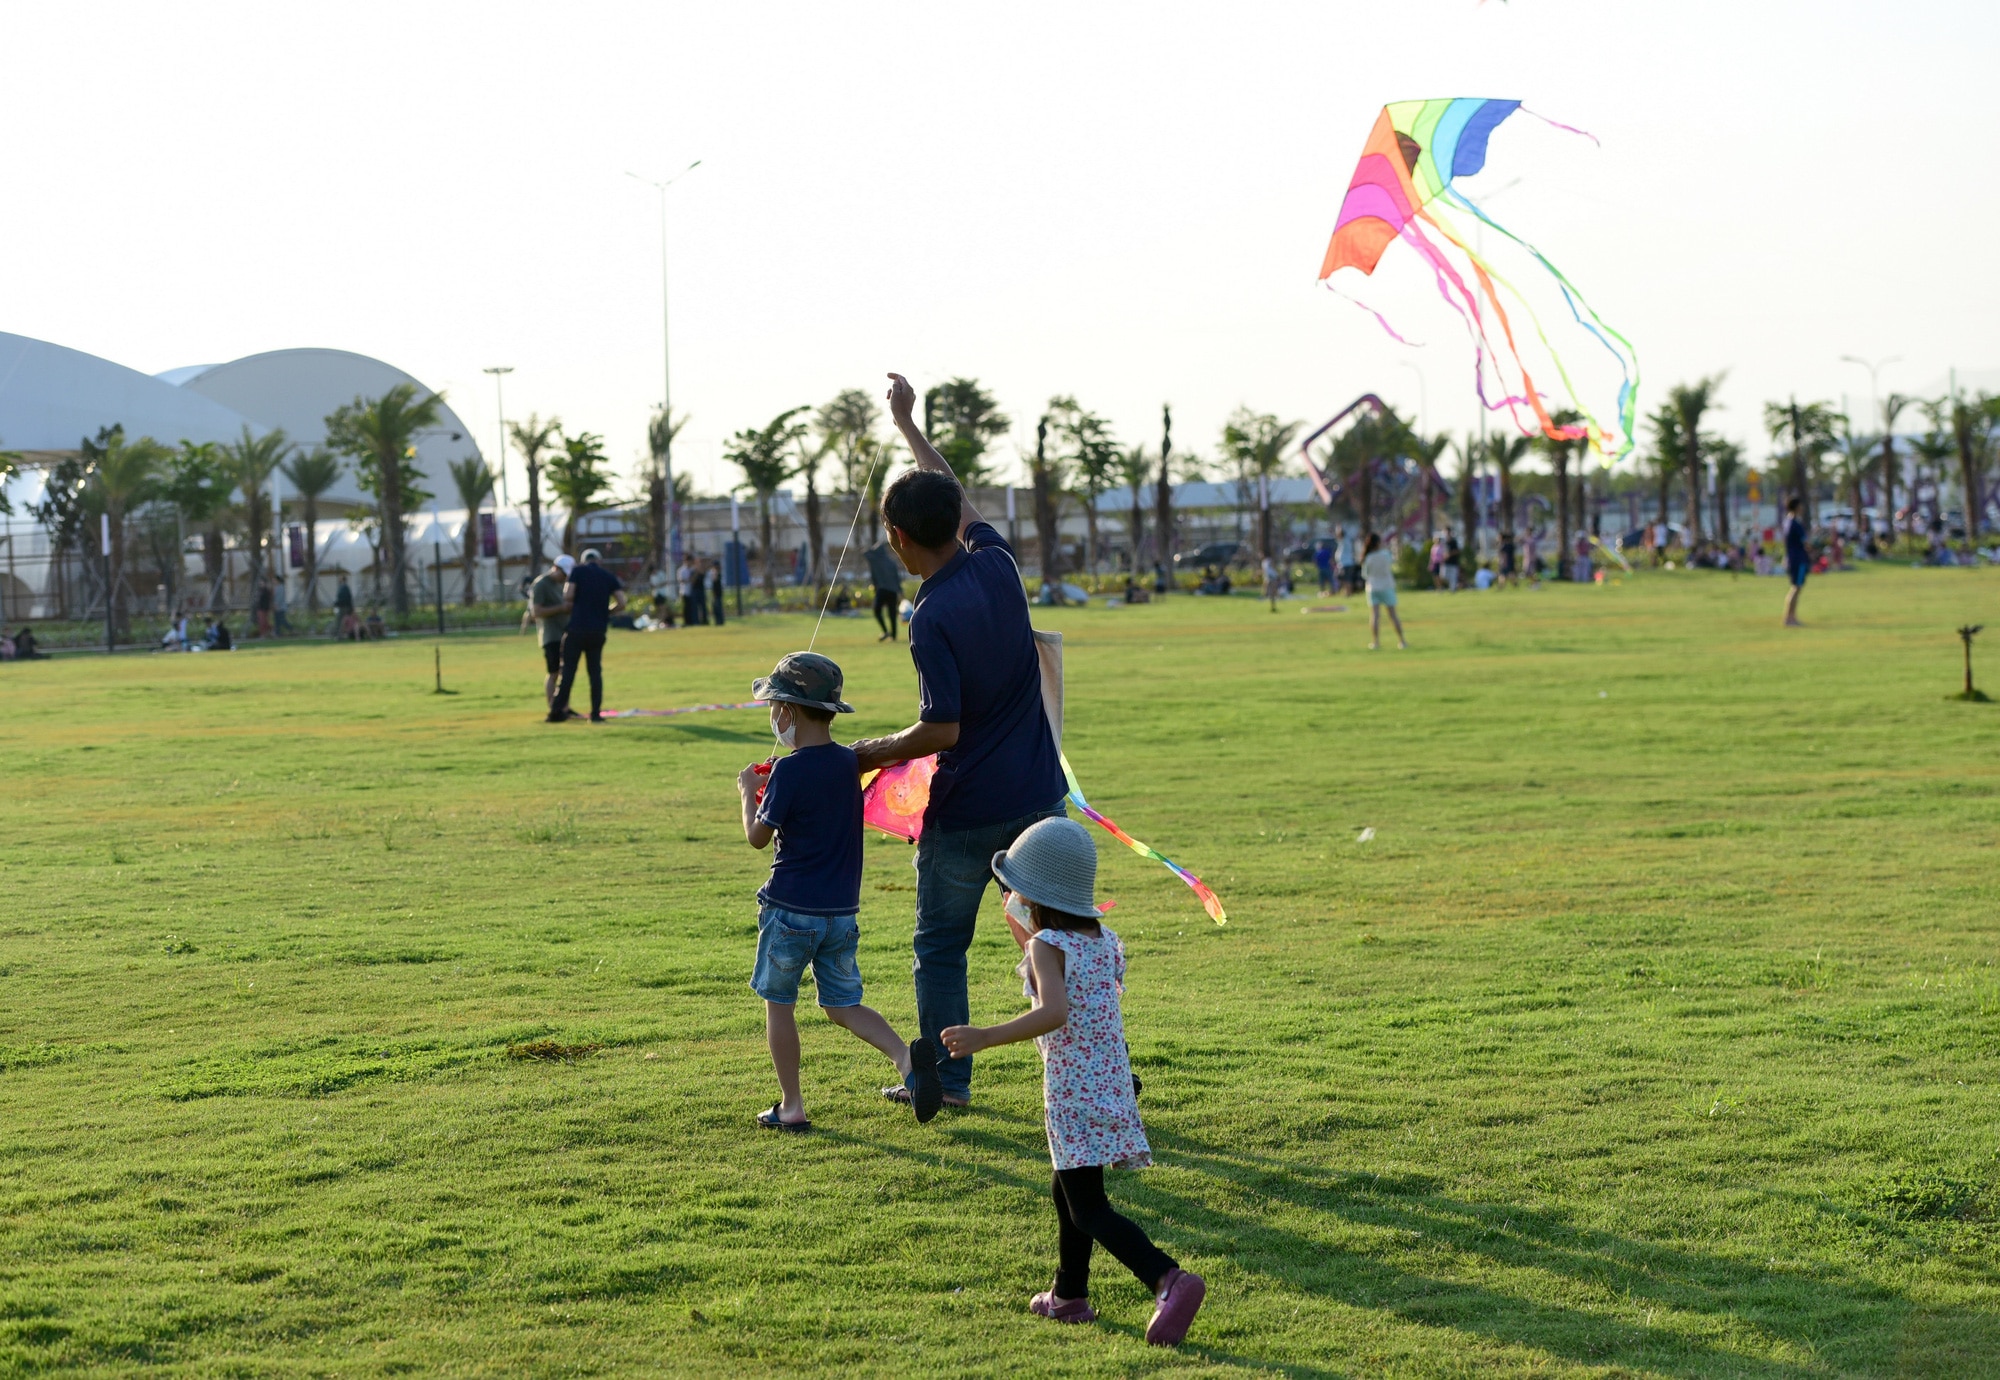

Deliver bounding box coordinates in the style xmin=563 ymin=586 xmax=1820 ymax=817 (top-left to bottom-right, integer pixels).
xmin=737 ymin=762 xmax=768 ymax=795
xmin=939 ymin=1024 xmax=986 ymax=1059
xmin=886 ymin=372 xmax=917 ymax=427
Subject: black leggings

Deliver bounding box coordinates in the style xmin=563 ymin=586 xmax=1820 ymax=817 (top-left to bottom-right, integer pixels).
xmin=873 ymin=586 xmax=900 ymax=639
xmin=1052 ymin=1165 xmax=1176 ymax=1300
xmin=553 ymin=630 xmax=606 ymax=716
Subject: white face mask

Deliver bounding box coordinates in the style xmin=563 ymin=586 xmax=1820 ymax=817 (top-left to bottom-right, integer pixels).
xmin=771 ymin=707 xmax=797 ymax=751
xmin=1004 ymin=891 xmax=1035 ymax=929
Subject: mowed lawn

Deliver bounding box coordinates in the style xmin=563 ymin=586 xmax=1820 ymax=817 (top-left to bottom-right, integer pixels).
xmin=2 ymin=565 xmax=1998 ymax=1378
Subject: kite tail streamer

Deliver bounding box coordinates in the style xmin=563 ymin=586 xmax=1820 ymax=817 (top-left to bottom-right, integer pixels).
xmin=1520 ymin=107 xmax=1601 ymax=146
xmin=1060 ymin=752 xmax=1227 ymax=925
xmin=1321 ymin=280 xmax=1425 ymax=347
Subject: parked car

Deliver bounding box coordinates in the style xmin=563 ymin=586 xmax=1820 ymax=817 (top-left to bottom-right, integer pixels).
xmin=1617 ymin=523 xmax=1689 ymax=551
xmin=1174 ymin=541 xmax=1247 ymax=569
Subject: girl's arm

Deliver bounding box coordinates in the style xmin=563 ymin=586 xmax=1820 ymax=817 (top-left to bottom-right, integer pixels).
xmin=940 ymin=939 xmax=1067 ymax=1057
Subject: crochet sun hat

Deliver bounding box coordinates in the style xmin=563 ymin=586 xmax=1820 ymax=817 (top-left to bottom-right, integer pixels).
xmin=991 ymin=817 xmax=1103 ymax=919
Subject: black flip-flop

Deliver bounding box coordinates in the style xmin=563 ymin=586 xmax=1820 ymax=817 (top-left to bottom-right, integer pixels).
xmin=756 ymin=1103 xmax=811 ymax=1133
xmin=907 ymin=1037 xmax=944 ymax=1124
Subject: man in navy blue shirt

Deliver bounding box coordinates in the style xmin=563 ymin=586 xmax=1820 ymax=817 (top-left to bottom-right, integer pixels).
xmin=1782 ymin=496 xmax=1810 ymax=627
xmin=852 ymin=373 xmax=1067 ymax=1110
xmin=549 ymin=549 xmax=625 ymax=723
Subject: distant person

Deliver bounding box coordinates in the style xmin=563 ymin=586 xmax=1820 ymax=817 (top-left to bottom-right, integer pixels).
xmin=1499 ymin=531 xmax=1518 ymax=586
xmin=13 ymin=626 xmax=47 ymax=660
xmin=709 ymin=557 xmax=727 ymax=626
xmin=160 ymin=613 xmax=190 ymax=652
xmin=1361 ymin=533 xmax=1407 ymax=651
xmin=1336 ymin=529 xmax=1361 ymax=595
xmin=648 ymin=563 xmax=675 ymax=628
xmin=528 ymin=554 xmax=574 ymax=711
xmin=272 ymin=576 xmax=291 ymax=636
xmin=1261 ymin=553 xmax=1280 ymax=610
xmin=334 ymin=578 xmax=355 ymax=639
xmin=1783 ymin=496 xmax=1810 ymax=627
xmin=865 ymin=539 xmax=904 ymax=642
xmin=679 ymin=555 xmax=704 ymax=627
xmin=549 ymin=549 xmax=624 ymax=723
xmin=735 ymin=651 xmax=942 ymax=1131
xmin=1445 ymin=533 xmax=1463 ymax=591
xmin=1314 ymin=540 xmax=1334 ymax=594
xmin=363 ymin=609 xmax=384 ymax=641
xmin=203 ymin=617 xmax=233 ymax=651
xmin=254 ymin=576 xmax=274 ymax=638
xmin=1152 ymin=560 xmax=1168 ymax=596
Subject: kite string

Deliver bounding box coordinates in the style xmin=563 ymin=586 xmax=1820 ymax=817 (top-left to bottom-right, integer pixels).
xmin=808 ymin=440 xmax=891 ymax=653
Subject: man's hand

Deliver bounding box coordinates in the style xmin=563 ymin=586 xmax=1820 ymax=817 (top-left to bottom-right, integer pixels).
xmin=939 ymin=1024 xmax=987 ymax=1059
xmin=886 ymin=373 xmax=917 ymax=428
xmin=851 ymin=720 xmax=959 ymax=773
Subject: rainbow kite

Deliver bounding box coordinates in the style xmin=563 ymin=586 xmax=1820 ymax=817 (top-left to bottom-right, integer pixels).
xmin=862 ymin=753 xmax=1227 ymax=925
xmin=1321 ymin=98 xmax=1638 ymax=460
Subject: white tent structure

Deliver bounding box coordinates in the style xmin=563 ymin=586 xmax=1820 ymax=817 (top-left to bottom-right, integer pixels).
xmin=0 ymin=331 xmax=258 ymax=457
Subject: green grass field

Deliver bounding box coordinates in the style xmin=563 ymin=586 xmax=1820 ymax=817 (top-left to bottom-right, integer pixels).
xmin=3 ymin=565 xmax=1998 ymax=1377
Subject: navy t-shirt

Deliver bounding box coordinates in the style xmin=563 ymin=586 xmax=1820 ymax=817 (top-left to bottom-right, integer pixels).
xmin=909 ymin=522 xmax=1065 ymax=831
xmin=565 ymin=563 xmax=624 ymax=634
xmin=756 ymin=743 xmax=863 ymax=917
xmin=1784 ymin=516 xmax=1808 ymax=570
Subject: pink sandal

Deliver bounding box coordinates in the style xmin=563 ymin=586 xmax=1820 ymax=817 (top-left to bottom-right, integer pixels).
xmin=1145 ymin=1268 xmax=1206 ymax=1346
xmin=1029 ymin=1290 xmax=1098 ymax=1324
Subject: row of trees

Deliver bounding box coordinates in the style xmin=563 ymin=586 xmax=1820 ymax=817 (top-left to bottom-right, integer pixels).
xmin=1642 ymin=379 xmax=1999 ymax=545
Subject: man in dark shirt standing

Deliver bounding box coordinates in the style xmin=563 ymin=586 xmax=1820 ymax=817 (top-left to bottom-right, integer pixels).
xmin=852 ymin=372 xmax=1067 ymax=1110
xmin=549 ymin=549 xmax=624 ymax=723
xmin=1782 ymin=496 xmax=1810 ymax=627
xmin=865 ymin=539 xmax=904 ymax=641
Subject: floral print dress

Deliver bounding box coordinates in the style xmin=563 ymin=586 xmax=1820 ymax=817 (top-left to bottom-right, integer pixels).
xmin=1023 ymin=926 xmax=1151 ymax=1171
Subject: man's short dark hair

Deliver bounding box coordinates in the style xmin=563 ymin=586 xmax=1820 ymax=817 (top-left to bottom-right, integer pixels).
xmin=883 ymin=470 xmax=962 ymax=550
xmin=1786 ymin=496 xmax=1803 ymax=513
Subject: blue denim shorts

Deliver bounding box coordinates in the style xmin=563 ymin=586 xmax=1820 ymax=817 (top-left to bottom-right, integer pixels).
xmin=750 ymin=906 xmax=864 ymax=1007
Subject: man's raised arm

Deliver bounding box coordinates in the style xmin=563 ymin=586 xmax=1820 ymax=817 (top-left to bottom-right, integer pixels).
xmin=886 ymin=372 xmax=981 ymax=540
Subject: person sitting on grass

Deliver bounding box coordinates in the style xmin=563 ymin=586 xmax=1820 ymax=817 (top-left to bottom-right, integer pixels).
xmin=735 ymin=651 xmax=944 ymax=1132
xmin=202 ymin=617 xmax=233 ymax=651
xmin=940 ymin=817 xmax=1207 ymax=1348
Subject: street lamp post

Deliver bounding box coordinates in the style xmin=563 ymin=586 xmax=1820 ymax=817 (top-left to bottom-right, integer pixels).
xmin=483 ymin=366 xmax=514 ymax=507
xmin=628 ymin=160 xmax=701 ymax=599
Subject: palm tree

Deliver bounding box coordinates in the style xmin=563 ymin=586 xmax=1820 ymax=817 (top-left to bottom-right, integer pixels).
xmin=1668 ymin=375 xmax=1726 ymax=544
xmin=546 ymin=430 xmax=612 ymax=554
xmin=1451 ymin=436 xmax=1479 ymax=560
xmin=1706 ymin=438 xmax=1743 ymax=543
xmin=1908 ymin=422 xmax=1956 ymax=539
xmin=923 ymin=378 xmax=1010 ymax=486
xmin=221 ymin=425 xmax=293 ymax=599
xmin=508 ymin=414 xmax=562 ymax=572
xmin=794 ymin=430 xmax=831 ymax=592
xmin=279 ymin=447 xmax=342 ymax=611
xmin=1536 ymin=410 xmax=1585 ymax=577
xmin=1155 ymin=405 xmax=1175 ymax=573
xmin=1834 ymin=425 xmax=1877 ymax=539
xmin=1762 ymin=399 xmax=1844 ymax=527
xmin=1220 ymin=408 xmax=1303 ymax=562
xmin=1484 ymin=433 xmax=1531 ymax=552
xmin=1117 ymin=444 xmax=1150 ymax=571
xmin=325 ymin=384 xmax=444 ymax=614
xmin=1937 ymin=392 xmax=1999 ymax=544
xmin=1329 ymin=408 xmax=1410 ymax=538
xmin=1646 ymin=404 xmax=1684 ymax=540
xmin=646 ymin=407 xmax=690 ymax=574
xmin=162 ymin=441 xmax=231 ymax=611
xmin=1029 ymin=411 xmax=1070 ymax=582
xmin=725 ymin=408 xmax=807 ymax=596
xmin=1054 ymin=402 xmax=1121 ymax=574
xmin=1878 ymin=393 xmax=1913 ymax=543
xmin=84 ymin=426 xmax=172 ymax=637
xmin=816 ymin=389 xmax=881 ymax=575
xmin=448 ymin=457 xmax=497 ymax=603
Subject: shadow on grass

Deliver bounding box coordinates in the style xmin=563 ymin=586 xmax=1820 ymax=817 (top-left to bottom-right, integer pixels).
xmin=813 ymin=1117 xmax=1970 ymax=1377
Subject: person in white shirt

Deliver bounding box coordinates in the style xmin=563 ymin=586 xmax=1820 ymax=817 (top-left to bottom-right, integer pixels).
xmin=1360 ymin=533 xmax=1407 ymax=650
xmin=1261 ymin=554 xmax=1280 ymax=611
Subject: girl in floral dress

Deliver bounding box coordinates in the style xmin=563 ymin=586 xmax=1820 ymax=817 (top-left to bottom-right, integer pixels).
xmin=940 ymin=817 xmax=1206 ymax=1347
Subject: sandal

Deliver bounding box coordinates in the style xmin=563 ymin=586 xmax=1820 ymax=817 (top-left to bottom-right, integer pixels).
xmin=1030 ymin=1290 xmax=1097 ymax=1324
xmin=755 ymin=1103 xmax=811 ymax=1133
xmin=1145 ymin=1268 xmax=1206 ymax=1346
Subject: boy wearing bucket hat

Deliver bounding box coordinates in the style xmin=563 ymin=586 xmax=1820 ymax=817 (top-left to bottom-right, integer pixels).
xmin=939 ymin=817 xmax=1207 ymax=1347
xmin=735 ymin=653 xmax=944 ymax=1130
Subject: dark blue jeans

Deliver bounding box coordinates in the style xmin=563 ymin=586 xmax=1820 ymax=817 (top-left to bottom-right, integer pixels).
xmin=912 ymin=800 xmax=1066 ymax=1101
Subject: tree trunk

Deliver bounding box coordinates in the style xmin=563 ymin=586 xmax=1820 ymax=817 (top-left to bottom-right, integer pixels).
xmin=1683 ymin=431 xmax=1705 ymax=543
xmin=1155 ymin=406 xmax=1174 ymax=576
xmin=461 ymin=517 xmax=478 ymax=605
xmin=204 ymin=527 xmax=225 ymax=612
xmin=378 ymin=445 xmax=408 ymax=616
xmin=649 ymin=467 xmax=667 ymax=575
xmin=804 ymin=469 xmax=824 ymax=595
xmin=1032 ymin=419 xmax=1061 ymax=582
xmin=1957 ymin=419 xmax=1982 ymax=542
xmin=1788 ymin=402 xmax=1810 ymax=527
xmin=526 ymin=460 xmax=546 ymax=570
xmin=1554 ymin=452 xmax=1571 ymax=579
xmin=1879 ymin=438 xmax=1897 ymax=543
xmin=1127 ymin=484 xmax=1145 ymax=571
xmin=303 ymin=500 xmax=321 ymax=612
xmin=108 ymin=509 xmax=129 ymax=639
xmin=1499 ymin=467 xmax=1515 ymax=544
xmin=1083 ymin=497 xmax=1100 ymax=575
xmin=1714 ymin=472 xmax=1731 ymax=544
xmin=759 ymin=494 xmax=776 ymax=596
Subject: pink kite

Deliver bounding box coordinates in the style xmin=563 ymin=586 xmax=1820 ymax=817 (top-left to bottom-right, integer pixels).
xmin=861 ymin=756 xmax=937 ymax=843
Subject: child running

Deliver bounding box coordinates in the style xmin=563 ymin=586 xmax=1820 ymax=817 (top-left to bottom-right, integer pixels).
xmin=940 ymin=818 xmax=1206 ymax=1347
xmin=736 ymin=652 xmax=943 ymax=1130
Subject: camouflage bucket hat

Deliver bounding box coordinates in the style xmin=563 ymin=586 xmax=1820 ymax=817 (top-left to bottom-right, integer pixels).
xmin=752 ymin=651 xmax=854 ymax=714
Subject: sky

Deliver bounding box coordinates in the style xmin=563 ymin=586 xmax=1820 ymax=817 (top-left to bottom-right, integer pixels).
xmin=4 ymin=0 xmax=1996 ymax=501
